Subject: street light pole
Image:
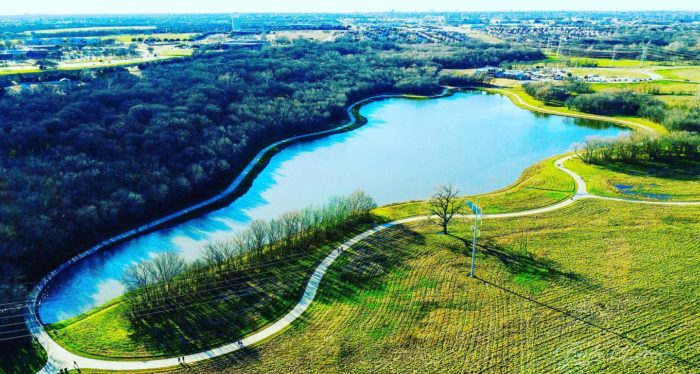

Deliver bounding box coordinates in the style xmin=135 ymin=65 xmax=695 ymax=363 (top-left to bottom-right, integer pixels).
xmin=467 ymin=198 xmax=480 ymax=277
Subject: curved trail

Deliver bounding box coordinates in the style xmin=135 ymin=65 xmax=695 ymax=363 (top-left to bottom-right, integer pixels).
xmin=30 ymin=92 xmax=700 ymax=373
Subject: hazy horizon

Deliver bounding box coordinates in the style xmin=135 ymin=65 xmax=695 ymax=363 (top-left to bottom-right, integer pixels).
xmin=3 ymin=0 xmax=700 ymax=16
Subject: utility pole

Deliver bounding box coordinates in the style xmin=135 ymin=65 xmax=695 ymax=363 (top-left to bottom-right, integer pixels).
xmin=556 ymin=37 xmax=563 ymax=58
xmin=467 ymin=199 xmax=481 ymax=277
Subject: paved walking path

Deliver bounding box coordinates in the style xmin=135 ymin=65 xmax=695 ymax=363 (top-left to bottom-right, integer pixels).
xmin=29 ymin=91 xmax=700 ymax=373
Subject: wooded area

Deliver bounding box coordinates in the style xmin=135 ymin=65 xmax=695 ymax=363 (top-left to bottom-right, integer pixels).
xmin=577 ymin=132 xmax=700 ymax=164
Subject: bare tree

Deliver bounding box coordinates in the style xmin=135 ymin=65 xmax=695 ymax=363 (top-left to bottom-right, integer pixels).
xmin=429 ymin=183 xmax=463 ymax=235
xmin=145 ymin=252 xmax=187 ymax=293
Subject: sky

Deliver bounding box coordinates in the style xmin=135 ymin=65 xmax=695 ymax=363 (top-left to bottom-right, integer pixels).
xmin=3 ymin=0 xmax=699 ymax=15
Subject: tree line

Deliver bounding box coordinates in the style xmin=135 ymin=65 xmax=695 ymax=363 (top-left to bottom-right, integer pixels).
xmin=523 ymin=80 xmax=593 ymax=104
xmin=121 ymin=191 xmax=376 ymax=316
xmin=577 ymin=132 xmax=700 ymax=164
xmin=523 ymin=81 xmax=700 ymax=132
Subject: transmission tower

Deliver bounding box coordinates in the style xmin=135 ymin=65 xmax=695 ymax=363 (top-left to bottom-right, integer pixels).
xmin=640 ymin=42 xmax=648 ymax=66
xmin=611 ymin=45 xmax=617 ymax=61
xmin=545 ymin=37 xmax=551 ymax=54
xmin=556 ymin=37 xmax=563 ymax=58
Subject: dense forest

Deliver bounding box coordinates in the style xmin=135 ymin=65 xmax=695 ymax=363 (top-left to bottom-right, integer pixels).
xmin=0 ymin=39 xmax=542 ymax=356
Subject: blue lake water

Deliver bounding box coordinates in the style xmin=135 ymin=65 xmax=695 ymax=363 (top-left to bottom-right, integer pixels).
xmin=38 ymin=91 xmax=628 ymax=323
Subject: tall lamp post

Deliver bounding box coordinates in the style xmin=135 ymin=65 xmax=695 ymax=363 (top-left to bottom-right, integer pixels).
xmin=466 ymin=198 xmax=481 ymax=277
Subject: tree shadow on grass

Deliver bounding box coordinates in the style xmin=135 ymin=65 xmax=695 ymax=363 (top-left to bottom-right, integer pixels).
xmin=167 ymin=345 xmax=262 ymax=373
xmin=446 ymin=233 xmax=589 ymax=286
xmin=315 ymin=223 xmax=428 ymax=305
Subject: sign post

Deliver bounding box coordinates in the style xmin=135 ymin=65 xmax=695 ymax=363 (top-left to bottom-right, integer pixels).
xmin=466 ymin=198 xmax=481 ymax=277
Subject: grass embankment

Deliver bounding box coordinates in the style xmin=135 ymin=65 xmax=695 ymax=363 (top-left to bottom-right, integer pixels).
xmin=566 ymin=157 xmax=700 ymax=201
xmin=487 ymin=86 xmax=668 ymax=134
xmin=46 ymin=221 xmax=379 ymax=359
xmin=656 ymin=66 xmax=700 ymax=82
xmin=78 ymin=199 xmax=700 ymax=373
xmin=375 ymin=154 xmax=574 ymax=220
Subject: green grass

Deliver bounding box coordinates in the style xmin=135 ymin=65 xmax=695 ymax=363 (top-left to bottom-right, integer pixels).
xmin=544 ymin=56 xmax=663 ymax=68
xmin=0 ymin=56 xmax=189 ymax=76
xmin=588 ymin=80 xmax=699 ymax=108
xmin=24 ymin=26 xmax=156 ymax=35
xmin=566 ymin=157 xmax=700 ymax=201
xmin=568 ymin=67 xmax=651 ymax=79
xmin=655 ymin=66 xmax=700 ymax=82
xmin=77 ymin=199 xmax=700 ymax=373
xmin=157 ymin=48 xmax=194 ymax=57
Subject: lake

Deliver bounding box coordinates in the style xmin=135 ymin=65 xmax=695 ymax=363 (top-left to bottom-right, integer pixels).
xmin=38 ymin=91 xmax=627 ymax=323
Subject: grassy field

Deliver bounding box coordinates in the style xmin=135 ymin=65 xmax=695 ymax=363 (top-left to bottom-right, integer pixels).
xmin=74 ymin=199 xmax=700 ymax=373
xmin=566 ymin=157 xmax=700 ymax=201
xmin=541 ymin=56 xmax=651 ymax=68
xmin=23 ymin=26 xmax=156 ymax=35
xmin=270 ymin=30 xmax=336 ymax=42
xmin=590 ymin=80 xmax=699 ymax=95
xmin=655 ymin=66 xmax=700 ymax=82
xmin=567 ymin=67 xmax=652 ymax=79
xmin=0 ymin=54 xmax=191 ymax=76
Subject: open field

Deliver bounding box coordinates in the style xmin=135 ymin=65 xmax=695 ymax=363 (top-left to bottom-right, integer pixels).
xmin=589 ymin=80 xmax=700 ymax=95
xmin=23 ymin=26 xmax=156 ymax=35
xmin=269 ymin=30 xmax=337 ymax=42
xmin=589 ymin=80 xmax=699 ymax=106
xmin=566 ymin=158 xmax=700 ymax=201
xmin=655 ymin=66 xmax=700 ymax=82
xmin=567 ymin=67 xmax=653 ymax=79
xmin=544 ymin=56 xmax=679 ymax=68
xmin=462 ymin=29 xmax=503 ymax=44
xmin=73 ymin=199 xmax=700 ymax=373
xmin=0 ymin=54 xmax=191 ymax=76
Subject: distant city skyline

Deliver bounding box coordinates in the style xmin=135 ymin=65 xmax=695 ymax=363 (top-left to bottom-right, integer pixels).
xmin=3 ymin=0 xmax=700 ymax=15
